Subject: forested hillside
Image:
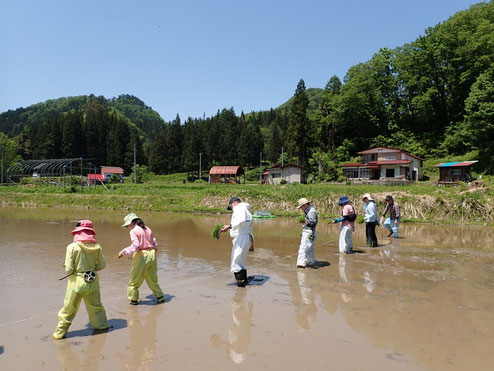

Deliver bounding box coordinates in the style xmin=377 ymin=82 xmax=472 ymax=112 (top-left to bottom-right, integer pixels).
xmin=1 ymin=1 xmax=493 ymax=178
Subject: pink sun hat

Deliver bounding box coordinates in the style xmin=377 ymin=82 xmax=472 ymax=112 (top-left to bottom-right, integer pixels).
xmin=70 ymin=220 xmax=97 ymax=243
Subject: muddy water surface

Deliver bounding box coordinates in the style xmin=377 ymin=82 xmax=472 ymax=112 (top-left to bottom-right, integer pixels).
xmin=1 ymin=207 xmax=494 ymax=370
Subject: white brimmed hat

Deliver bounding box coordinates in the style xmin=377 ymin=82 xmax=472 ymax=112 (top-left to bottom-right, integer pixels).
xmin=122 ymin=213 xmax=139 ymax=228
xmin=362 ymin=193 xmax=374 ymax=201
xmin=297 ymin=198 xmax=311 ymax=209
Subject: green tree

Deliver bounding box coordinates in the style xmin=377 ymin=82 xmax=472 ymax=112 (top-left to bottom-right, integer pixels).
xmin=285 ymin=79 xmax=309 ymax=165
xmin=266 ymin=122 xmax=283 ymax=163
xmin=0 ymin=132 xmax=20 ymax=182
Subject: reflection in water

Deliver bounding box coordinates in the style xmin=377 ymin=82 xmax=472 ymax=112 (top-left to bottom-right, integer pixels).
xmin=338 ymin=254 xmax=348 ymax=283
xmin=294 ymin=270 xmax=317 ymax=331
xmin=338 ymin=254 xmax=352 ymax=303
xmin=117 ymin=305 xmax=164 ymax=370
xmin=211 ymin=288 xmax=253 ymax=364
xmin=363 ymin=271 xmax=375 ymax=293
xmin=56 ymin=332 xmax=108 ymax=370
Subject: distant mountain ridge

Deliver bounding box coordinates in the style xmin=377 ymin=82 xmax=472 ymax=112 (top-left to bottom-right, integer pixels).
xmin=0 ymin=94 xmax=165 ymax=139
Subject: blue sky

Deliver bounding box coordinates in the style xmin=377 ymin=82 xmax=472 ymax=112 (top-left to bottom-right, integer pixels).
xmin=0 ymin=0 xmax=479 ymax=121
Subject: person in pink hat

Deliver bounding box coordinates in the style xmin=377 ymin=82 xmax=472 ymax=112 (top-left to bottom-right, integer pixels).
xmin=53 ymin=220 xmax=109 ymax=339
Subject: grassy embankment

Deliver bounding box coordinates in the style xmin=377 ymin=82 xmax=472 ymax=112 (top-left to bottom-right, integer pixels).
xmin=1 ymin=173 xmax=493 ymax=226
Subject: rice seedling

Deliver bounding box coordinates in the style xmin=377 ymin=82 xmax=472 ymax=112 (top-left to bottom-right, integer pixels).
xmin=211 ymin=224 xmax=223 ymax=239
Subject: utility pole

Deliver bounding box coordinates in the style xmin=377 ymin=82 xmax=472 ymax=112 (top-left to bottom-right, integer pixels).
xmin=281 ymin=146 xmax=284 ymax=182
xmin=259 ymin=152 xmax=262 ymax=184
xmin=199 ymin=152 xmax=202 ymax=180
xmin=1 ymin=147 xmax=4 ymax=184
xmin=134 ymin=143 xmax=137 ymax=183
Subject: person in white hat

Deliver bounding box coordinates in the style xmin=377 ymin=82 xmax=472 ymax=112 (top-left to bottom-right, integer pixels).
xmin=362 ymin=193 xmax=379 ymax=247
xmin=118 ymin=213 xmax=164 ymax=305
xmin=296 ymin=198 xmax=318 ymax=268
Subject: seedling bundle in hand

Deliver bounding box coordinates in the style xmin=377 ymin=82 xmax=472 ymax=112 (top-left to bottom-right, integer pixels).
xmin=211 ymin=224 xmax=223 ymax=239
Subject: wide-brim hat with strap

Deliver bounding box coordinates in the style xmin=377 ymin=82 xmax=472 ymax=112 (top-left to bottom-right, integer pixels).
xmin=362 ymin=193 xmax=374 ymax=201
xmin=70 ymin=220 xmax=95 ymax=235
xmin=296 ymin=198 xmax=311 ymax=209
xmin=338 ymin=196 xmax=350 ymax=205
xmin=122 ymin=213 xmax=140 ymax=228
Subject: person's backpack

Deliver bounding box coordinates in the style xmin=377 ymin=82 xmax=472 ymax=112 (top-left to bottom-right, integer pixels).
xmin=347 ymin=205 xmax=357 ymax=222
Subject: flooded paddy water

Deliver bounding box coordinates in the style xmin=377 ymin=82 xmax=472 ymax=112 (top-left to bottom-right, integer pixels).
xmin=1 ymin=207 xmax=494 ymax=370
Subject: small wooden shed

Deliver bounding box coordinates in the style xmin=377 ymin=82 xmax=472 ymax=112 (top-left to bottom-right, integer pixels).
xmin=209 ymin=166 xmax=244 ymax=183
xmin=433 ymin=161 xmax=478 ymax=183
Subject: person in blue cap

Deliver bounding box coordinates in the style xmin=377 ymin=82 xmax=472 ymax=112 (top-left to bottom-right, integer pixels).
xmin=331 ymin=196 xmax=357 ymax=254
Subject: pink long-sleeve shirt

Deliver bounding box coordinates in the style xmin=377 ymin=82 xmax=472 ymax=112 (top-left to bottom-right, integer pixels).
xmin=119 ymin=225 xmax=158 ymax=256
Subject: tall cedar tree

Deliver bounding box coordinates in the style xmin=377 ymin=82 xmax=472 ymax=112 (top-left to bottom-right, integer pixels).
xmin=286 ymin=79 xmax=309 ymax=165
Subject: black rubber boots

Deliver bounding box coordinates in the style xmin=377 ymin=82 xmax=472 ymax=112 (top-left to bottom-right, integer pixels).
xmin=234 ymin=269 xmax=248 ymax=287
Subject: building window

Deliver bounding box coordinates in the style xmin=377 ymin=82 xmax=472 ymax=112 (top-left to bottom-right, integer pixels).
xmin=346 ymin=169 xmax=359 ymax=178
xmin=385 ymin=168 xmax=395 ymax=177
xmin=382 ymin=155 xmax=397 ymax=160
xmin=451 ymin=169 xmax=461 ymax=176
xmin=271 ymin=172 xmax=281 ymax=178
xmin=359 ymin=169 xmax=370 ymax=178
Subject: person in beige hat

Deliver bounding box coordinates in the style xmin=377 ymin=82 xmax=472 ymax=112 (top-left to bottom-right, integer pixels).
xmin=118 ymin=213 xmax=164 ymax=305
xmin=362 ymin=193 xmax=379 ymax=247
xmin=296 ymin=198 xmax=318 ymax=268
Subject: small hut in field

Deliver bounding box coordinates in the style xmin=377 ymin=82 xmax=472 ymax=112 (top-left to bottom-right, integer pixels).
xmin=433 ymin=161 xmax=478 ymax=184
xmin=209 ymin=166 xmax=244 ymax=183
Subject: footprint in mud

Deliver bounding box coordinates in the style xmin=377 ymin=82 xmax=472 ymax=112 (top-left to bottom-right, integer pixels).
xmin=386 ymin=352 xmax=406 ymax=362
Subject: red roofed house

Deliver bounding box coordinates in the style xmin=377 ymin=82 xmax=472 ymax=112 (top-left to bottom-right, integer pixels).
xmin=341 ymin=147 xmax=424 ymax=181
xmin=209 ymin=166 xmax=244 ymax=183
xmin=101 ymin=166 xmax=124 ymax=182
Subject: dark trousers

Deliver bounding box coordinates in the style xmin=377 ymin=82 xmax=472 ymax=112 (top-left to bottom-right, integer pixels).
xmin=365 ymin=222 xmax=378 ymax=247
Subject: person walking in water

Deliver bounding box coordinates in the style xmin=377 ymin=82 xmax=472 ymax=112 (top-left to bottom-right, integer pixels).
xmin=220 ymin=197 xmax=254 ymax=287
xmin=362 ymin=193 xmax=379 ymax=247
xmin=53 ymin=220 xmax=108 ymax=339
xmin=296 ymin=198 xmax=318 ymax=268
xmin=118 ymin=213 xmax=164 ymax=305
xmin=380 ymin=195 xmax=401 ymax=238
xmin=332 ymin=196 xmax=356 ymax=254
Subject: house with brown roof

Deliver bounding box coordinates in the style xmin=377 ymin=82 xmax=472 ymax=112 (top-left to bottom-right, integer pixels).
xmin=341 ymin=147 xmax=424 ymax=181
xmin=209 ymin=166 xmax=244 ymax=183
xmin=433 ymin=161 xmax=478 ymax=183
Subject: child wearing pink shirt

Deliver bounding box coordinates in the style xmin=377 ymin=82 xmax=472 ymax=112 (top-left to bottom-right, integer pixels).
xmin=118 ymin=213 xmax=164 ymax=305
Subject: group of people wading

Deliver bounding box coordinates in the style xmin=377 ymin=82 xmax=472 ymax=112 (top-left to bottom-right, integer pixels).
xmin=296 ymin=193 xmax=401 ymax=267
xmin=53 ymin=214 xmax=164 ymax=339
xmin=53 ymin=194 xmax=400 ymax=339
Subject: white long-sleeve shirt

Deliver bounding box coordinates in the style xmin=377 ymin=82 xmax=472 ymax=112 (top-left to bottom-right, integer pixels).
xmin=229 ymin=202 xmax=254 ymax=239
xmin=364 ymin=200 xmax=379 ymax=223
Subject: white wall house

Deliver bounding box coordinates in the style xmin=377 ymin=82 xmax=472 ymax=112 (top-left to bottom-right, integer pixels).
xmin=342 ymin=147 xmax=424 ymax=181
xmin=264 ymin=164 xmax=304 ymax=185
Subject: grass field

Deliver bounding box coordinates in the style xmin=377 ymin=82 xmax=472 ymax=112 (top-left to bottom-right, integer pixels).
xmin=1 ymin=174 xmax=493 ymax=225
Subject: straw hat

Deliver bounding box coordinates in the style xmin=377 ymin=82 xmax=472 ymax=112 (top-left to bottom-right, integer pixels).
xmin=122 ymin=213 xmax=140 ymax=228
xmin=297 ymin=198 xmax=311 ymax=209
xmin=362 ymin=193 xmax=373 ymax=201
xmin=70 ymin=220 xmax=95 ymax=235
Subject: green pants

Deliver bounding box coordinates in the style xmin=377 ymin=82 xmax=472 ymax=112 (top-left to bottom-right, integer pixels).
xmin=53 ymin=275 xmax=108 ymax=339
xmin=128 ymin=249 xmax=163 ymax=301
